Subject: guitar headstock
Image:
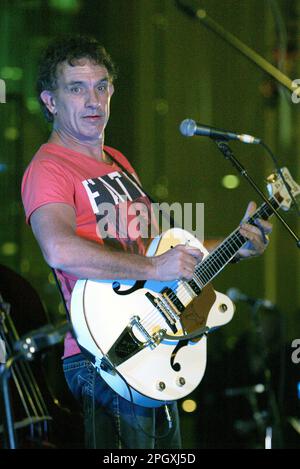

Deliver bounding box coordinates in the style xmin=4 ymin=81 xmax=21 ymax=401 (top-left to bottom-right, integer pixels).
xmin=266 ymin=167 xmax=300 ymax=211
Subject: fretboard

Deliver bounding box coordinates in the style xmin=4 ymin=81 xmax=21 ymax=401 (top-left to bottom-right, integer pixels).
xmin=192 ymin=195 xmax=280 ymax=288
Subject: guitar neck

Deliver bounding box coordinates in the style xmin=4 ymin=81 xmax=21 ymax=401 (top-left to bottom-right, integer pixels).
xmin=193 ymin=195 xmax=281 ymax=288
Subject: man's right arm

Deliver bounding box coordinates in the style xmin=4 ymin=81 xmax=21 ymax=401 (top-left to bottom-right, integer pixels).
xmin=30 ymin=203 xmax=203 ymax=282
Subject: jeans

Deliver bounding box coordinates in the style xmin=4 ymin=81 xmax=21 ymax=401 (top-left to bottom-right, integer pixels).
xmin=63 ymin=353 xmax=182 ymax=449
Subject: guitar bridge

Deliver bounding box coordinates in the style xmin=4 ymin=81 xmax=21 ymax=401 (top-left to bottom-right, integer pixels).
xmin=145 ymin=292 xmax=179 ymax=333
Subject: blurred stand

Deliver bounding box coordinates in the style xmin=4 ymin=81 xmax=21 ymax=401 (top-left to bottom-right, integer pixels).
xmin=0 ymin=316 xmax=70 ymax=449
xmin=181 ymin=291 xmax=299 ymax=449
xmin=0 ymin=291 xmax=53 ymax=449
xmin=225 ymin=288 xmax=287 ymax=448
xmin=0 ymin=265 xmax=83 ymax=449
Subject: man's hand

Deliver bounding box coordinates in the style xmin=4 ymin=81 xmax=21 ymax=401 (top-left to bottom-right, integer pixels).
xmin=237 ymin=201 xmax=272 ymax=259
xmin=152 ymin=245 xmax=204 ymax=281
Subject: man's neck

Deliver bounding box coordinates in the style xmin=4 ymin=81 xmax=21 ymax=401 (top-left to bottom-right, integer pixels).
xmin=48 ymin=129 xmax=106 ymax=162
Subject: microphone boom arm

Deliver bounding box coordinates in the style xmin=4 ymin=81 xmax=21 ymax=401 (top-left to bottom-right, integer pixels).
xmin=175 ymin=0 xmax=296 ymax=93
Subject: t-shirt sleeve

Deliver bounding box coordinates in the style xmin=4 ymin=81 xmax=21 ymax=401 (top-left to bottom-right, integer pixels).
xmin=21 ymin=159 xmax=75 ymax=224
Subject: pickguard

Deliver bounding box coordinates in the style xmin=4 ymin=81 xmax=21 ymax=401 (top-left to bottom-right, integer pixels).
xmin=169 ymin=284 xmax=216 ymax=370
xmin=181 ymin=284 xmax=216 ymax=337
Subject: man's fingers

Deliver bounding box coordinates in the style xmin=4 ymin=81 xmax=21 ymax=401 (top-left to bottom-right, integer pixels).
xmin=240 ymin=224 xmax=264 ymax=244
xmin=185 ymin=247 xmax=204 ymax=261
xmin=240 ymin=223 xmax=261 ymax=236
xmin=238 ymin=201 xmax=272 ymax=259
xmin=242 ymin=201 xmax=257 ymax=222
xmin=254 ymin=219 xmax=273 ymax=234
xmin=237 ymin=247 xmax=257 ymax=258
xmin=174 ymin=244 xmax=203 ymax=260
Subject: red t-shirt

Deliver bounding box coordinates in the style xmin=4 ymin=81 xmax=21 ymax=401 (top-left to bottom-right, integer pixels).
xmin=21 ymin=143 xmax=156 ymax=357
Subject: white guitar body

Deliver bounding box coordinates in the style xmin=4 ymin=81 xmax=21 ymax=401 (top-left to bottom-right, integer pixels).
xmin=70 ymin=228 xmax=235 ymax=407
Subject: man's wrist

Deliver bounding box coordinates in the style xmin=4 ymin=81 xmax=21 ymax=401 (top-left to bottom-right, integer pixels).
xmin=147 ymin=256 xmax=158 ymax=280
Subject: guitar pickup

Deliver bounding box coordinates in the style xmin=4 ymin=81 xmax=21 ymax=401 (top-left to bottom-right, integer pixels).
xmin=161 ymin=287 xmax=185 ymax=314
xmin=188 ymin=279 xmax=201 ymax=295
xmin=145 ymin=292 xmax=178 ymax=334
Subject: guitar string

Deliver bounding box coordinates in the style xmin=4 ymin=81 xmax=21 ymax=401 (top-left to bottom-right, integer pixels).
xmin=138 ymin=199 xmax=277 ymax=333
xmin=139 ymin=199 xmax=276 ymax=332
xmin=139 ymin=228 xmax=247 ymax=332
xmin=111 ymin=159 xmax=277 ymax=333
xmin=140 ymin=214 xmax=249 ymax=328
xmin=140 ymin=203 xmax=270 ymax=330
xmin=140 ymin=218 xmax=267 ymax=331
xmin=140 ymin=232 xmax=244 ymax=330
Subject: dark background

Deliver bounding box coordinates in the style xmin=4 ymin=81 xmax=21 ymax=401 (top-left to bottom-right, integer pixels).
xmin=0 ymin=0 xmax=299 ymax=448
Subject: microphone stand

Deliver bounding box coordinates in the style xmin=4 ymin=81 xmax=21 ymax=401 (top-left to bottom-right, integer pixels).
xmin=212 ymin=138 xmax=300 ymax=249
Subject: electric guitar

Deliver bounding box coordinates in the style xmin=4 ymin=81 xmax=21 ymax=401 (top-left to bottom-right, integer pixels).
xmin=70 ymin=167 xmax=300 ymax=407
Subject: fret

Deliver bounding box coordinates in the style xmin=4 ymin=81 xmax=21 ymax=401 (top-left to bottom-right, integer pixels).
xmin=194 ymin=196 xmax=280 ymax=287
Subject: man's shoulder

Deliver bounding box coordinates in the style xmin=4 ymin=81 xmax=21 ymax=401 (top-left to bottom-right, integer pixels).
xmin=25 ymin=144 xmax=61 ymax=170
xmin=33 ymin=143 xmax=66 ymax=162
xmin=23 ymin=144 xmax=74 ymax=183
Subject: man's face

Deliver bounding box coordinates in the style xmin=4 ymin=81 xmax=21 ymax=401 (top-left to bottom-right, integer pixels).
xmin=46 ymin=58 xmax=114 ymax=143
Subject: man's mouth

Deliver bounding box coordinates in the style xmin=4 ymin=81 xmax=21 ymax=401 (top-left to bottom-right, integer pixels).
xmin=83 ymin=115 xmax=102 ymax=120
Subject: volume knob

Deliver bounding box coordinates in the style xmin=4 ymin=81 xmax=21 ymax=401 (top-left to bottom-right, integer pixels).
xmin=157 ymin=381 xmax=166 ymax=391
xmin=176 ymin=377 xmax=186 ymax=387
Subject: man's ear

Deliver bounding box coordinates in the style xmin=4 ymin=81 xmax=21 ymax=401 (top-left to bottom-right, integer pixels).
xmin=109 ymin=83 xmax=115 ymax=97
xmin=40 ymin=90 xmax=56 ymax=116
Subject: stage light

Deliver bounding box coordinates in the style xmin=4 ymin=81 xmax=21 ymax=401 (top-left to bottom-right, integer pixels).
xmin=26 ymin=97 xmax=40 ymax=113
xmin=49 ymin=0 xmax=80 ymax=13
xmin=222 ymin=174 xmax=240 ymax=189
xmin=0 ymin=66 xmax=23 ymax=81
xmin=1 ymin=242 xmax=18 ymax=256
xmin=181 ymin=399 xmax=197 ymax=413
xmin=48 ymin=272 xmax=56 ymax=285
xmin=20 ymin=259 xmax=30 ymax=273
xmin=58 ymin=302 xmax=66 ymax=315
xmin=4 ymin=127 xmax=19 ymax=141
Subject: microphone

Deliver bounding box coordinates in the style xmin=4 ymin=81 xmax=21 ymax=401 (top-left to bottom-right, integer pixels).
xmin=226 ymin=287 xmax=275 ymax=310
xmin=180 ymin=119 xmax=261 ymax=144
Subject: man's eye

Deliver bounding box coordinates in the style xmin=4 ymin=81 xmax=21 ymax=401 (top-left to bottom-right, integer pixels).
xmin=98 ymin=85 xmax=107 ymax=92
xmin=70 ymin=86 xmax=82 ymax=94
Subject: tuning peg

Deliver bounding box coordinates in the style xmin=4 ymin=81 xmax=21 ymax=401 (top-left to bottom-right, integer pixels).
xmin=266 ymin=173 xmax=278 ymax=184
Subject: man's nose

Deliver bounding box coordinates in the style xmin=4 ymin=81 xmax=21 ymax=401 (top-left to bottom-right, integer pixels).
xmin=86 ymin=89 xmax=101 ymax=108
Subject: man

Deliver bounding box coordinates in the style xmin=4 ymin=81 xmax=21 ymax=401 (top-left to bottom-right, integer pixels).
xmin=22 ymin=36 xmax=272 ymax=449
